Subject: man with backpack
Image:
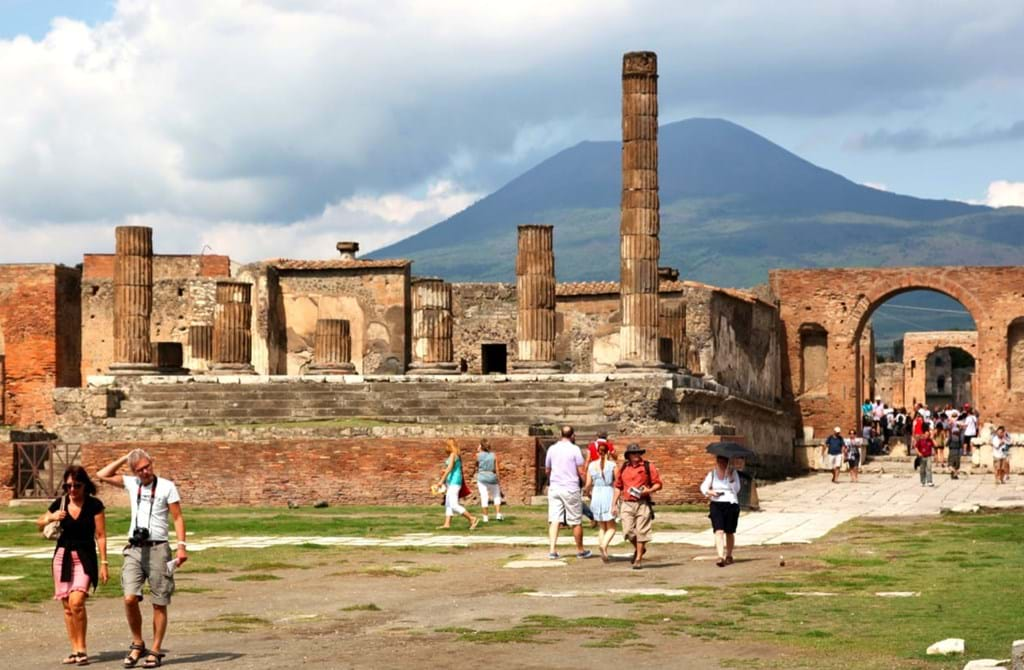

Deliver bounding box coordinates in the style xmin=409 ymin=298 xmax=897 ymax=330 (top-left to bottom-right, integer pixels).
xmin=614 ymin=443 xmax=662 ymax=570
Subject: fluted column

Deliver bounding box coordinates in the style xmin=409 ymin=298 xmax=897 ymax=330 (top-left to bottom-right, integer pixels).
xmin=186 ymin=324 xmax=213 ymax=372
xmin=307 ymin=318 xmax=356 ymax=375
xmin=110 ymin=226 xmax=157 ymax=374
xmin=659 ymin=302 xmax=686 ymax=370
xmin=211 ymin=282 xmax=254 ymax=374
xmin=409 ymin=278 xmax=458 ymax=375
xmin=513 ymin=225 xmax=559 ymax=374
xmin=617 ymin=51 xmax=664 ymax=369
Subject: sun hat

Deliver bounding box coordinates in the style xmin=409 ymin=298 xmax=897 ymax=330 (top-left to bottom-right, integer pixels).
xmin=834 ymin=426 xmax=842 ymax=433
xmin=624 ymin=443 xmax=646 ymax=455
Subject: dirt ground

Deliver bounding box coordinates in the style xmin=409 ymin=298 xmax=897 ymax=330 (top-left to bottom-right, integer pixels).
xmin=1 ymin=539 xmax=805 ymax=669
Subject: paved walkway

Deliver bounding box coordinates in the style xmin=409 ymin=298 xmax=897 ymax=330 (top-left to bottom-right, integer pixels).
xmin=3 ymin=473 xmax=1023 ymax=564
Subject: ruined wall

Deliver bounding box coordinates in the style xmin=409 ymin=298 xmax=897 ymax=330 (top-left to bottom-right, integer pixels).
xmin=875 ymin=362 xmax=904 ymax=408
xmin=902 ymin=331 xmax=977 ymax=409
xmin=0 ymin=265 xmax=80 ymax=427
xmin=555 ymin=294 xmax=620 ymax=372
xmin=771 ymin=267 xmax=1024 ymax=437
xmin=1009 ymin=317 xmax=1024 ymax=391
xmin=80 ymin=254 xmax=228 ymax=378
xmin=451 ymin=283 xmax=517 ymax=374
xmin=706 ymin=291 xmax=781 ymax=406
xmin=273 ymin=268 xmax=409 ymax=375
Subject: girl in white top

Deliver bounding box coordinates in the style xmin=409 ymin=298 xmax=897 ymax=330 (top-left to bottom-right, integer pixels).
xmin=700 ymin=456 xmax=742 ymax=567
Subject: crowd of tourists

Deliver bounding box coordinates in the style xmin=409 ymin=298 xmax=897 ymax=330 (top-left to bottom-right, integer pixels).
xmin=826 ymin=399 xmax=1012 ymax=486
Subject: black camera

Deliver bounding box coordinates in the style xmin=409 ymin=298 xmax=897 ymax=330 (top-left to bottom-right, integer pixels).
xmin=130 ymin=527 xmax=151 ymax=546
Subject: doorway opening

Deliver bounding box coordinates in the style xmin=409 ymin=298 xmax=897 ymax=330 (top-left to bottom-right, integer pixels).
xmin=481 ymin=344 xmax=507 ymax=374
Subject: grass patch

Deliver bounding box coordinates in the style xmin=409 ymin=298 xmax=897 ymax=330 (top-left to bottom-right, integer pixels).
xmin=359 ymin=565 xmax=443 ymax=578
xmin=342 ymin=603 xmax=381 ymax=612
xmin=227 ymin=574 xmax=281 ymax=582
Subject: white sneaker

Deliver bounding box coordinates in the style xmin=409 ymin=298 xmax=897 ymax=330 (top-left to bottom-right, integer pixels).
xmin=495 ymin=514 xmax=504 ymax=521
xmin=482 ymin=516 xmax=489 ymax=522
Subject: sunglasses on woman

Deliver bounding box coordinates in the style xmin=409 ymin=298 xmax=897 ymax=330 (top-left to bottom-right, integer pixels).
xmin=62 ymin=482 xmax=84 ymax=491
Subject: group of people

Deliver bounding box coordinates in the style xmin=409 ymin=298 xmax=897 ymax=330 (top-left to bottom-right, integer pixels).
xmin=35 ymin=450 xmax=187 ymax=667
xmin=436 ymin=426 xmax=745 ymax=570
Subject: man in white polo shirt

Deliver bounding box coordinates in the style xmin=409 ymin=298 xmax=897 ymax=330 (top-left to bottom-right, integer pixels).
xmin=545 ymin=425 xmax=591 ymax=560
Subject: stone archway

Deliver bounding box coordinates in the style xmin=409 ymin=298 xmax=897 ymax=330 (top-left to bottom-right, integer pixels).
xmin=770 ymin=266 xmax=1024 ymax=438
xmin=902 ymin=332 xmax=978 ymax=409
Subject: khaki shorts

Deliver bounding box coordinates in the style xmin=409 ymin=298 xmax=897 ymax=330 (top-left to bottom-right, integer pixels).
xmin=548 ymin=488 xmax=583 ymax=526
xmin=121 ymin=543 xmax=175 ymax=606
xmin=620 ymin=500 xmax=654 ymax=543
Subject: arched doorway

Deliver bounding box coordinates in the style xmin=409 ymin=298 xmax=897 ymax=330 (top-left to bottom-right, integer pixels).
xmin=924 ymin=347 xmax=975 ymax=408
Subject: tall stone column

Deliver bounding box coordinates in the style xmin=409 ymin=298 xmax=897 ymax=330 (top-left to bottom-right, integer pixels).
xmin=110 ymin=226 xmax=157 ymax=374
xmin=307 ymin=318 xmax=356 ymax=375
xmin=659 ymin=302 xmax=686 ymax=370
xmin=616 ymin=51 xmax=664 ymax=369
xmin=211 ymin=282 xmax=254 ymax=374
xmin=186 ymin=324 xmax=214 ymax=372
xmin=513 ymin=225 xmax=559 ymax=374
xmin=409 ymin=278 xmax=458 ymax=375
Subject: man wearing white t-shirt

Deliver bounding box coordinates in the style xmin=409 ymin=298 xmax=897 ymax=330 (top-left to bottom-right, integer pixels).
xmin=98 ymin=449 xmax=188 ymax=668
xmin=544 ymin=425 xmax=591 ymax=560
xmin=962 ymin=410 xmax=978 ymax=455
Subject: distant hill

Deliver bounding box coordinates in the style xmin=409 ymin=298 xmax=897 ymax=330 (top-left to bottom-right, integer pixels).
xmin=372 ymin=118 xmax=1024 ymax=288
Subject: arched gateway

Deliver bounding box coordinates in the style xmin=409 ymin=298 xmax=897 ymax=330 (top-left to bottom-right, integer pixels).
xmin=769 ymin=266 xmax=1024 ymax=438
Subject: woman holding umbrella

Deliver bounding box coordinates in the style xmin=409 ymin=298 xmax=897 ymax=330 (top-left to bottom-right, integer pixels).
xmin=701 ymin=442 xmax=751 ymax=567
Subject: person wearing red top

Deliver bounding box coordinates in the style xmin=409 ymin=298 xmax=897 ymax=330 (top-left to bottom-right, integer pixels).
xmin=915 ymin=433 xmax=935 ymax=487
xmin=586 ymin=433 xmax=615 ymax=463
xmin=613 ymin=444 xmax=662 ymax=570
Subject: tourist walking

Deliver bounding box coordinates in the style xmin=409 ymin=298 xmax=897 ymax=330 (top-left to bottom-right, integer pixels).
xmin=96 ymin=450 xmax=188 ymax=669
xmin=545 ymin=426 xmax=591 ymax=560
xmin=962 ymin=407 xmax=978 ymax=456
xmin=822 ymin=427 xmax=845 ymax=483
xmin=586 ymin=431 xmax=616 ymax=463
xmin=475 ymin=439 xmax=503 ymax=522
xmin=947 ymin=415 xmax=963 ymax=479
xmin=583 ymin=441 xmax=619 ymax=562
xmin=614 ymin=443 xmax=662 ymax=570
xmin=933 ymin=418 xmax=947 ymax=466
xmin=844 ymin=429 xmax=861 ymax=482
xmin=435 ymin=439 xmax=479 ymax=530
xmin=37 ymin=466 xmax=108 ymax=666
xmin=915 ymin=433 xmax=935 ymax=487
xmin=992 ymin=426 xmax=1011 ymax=484
xmin=700 ymin=455 xmax=741 ymax=567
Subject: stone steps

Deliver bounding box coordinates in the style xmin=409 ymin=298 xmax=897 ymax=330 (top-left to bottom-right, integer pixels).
xmin=105 ymin=412 xmax=603 ymax=428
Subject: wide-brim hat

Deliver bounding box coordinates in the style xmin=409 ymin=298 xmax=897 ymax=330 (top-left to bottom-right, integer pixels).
xmin=624 ymin=443 xmax=646 ymax=455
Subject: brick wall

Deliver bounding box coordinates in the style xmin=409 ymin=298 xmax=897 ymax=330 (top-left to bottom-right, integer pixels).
xmin=770 ymin=267 xmax=1024 ymax=438
xmin=0 ymin=264 xmax=76 ymax=427
xmin=0 ymin=435 xmax=725 ymax=507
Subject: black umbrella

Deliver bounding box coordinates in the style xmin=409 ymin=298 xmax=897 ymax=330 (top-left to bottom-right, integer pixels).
xmin=706 ymin=441 xmax=757 ymax=461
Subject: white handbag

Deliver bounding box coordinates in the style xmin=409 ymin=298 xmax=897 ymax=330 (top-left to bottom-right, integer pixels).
xmin=41 ymin=495 xmax=66 ymax=541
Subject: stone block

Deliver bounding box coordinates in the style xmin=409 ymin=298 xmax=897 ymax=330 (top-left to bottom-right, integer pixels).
xmin=927 ymin=639 xmax=965 ymax=655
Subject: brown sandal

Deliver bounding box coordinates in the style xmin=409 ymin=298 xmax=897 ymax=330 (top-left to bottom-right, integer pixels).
xmin=124 ymin=643 xmax=146 ymax=668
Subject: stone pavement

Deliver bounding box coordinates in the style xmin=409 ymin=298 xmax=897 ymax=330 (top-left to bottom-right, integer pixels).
xmin=3 ymin=473 xmax=1023 ymax=565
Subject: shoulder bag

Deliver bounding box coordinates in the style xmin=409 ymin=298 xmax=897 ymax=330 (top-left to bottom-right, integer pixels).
xmin=42 ymin=495 xmax=66 ymax=540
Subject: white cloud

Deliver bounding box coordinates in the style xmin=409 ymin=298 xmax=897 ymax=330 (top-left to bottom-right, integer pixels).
xmin=1 ymin=0 xmax=1023 ymax=259
xmin=985 ymin=180 xmax=1024 ymax=207
xmin=862 ymin=181 xmax=889 ymax=191
xmin=0 ymin=179 xmax=481 ymax=264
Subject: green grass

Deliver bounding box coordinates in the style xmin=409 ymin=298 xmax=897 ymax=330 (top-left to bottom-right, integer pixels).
xmin=227 ymin=574 xmax=281 ymax=582
xmin=341 ymin=603 xmax=380 ymax=612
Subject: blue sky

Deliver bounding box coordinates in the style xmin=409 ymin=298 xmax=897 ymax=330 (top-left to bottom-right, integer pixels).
xmin=0 ymin=0 xmax=113 ymax=40
xmin=0 ymin=1 xmax=1022 ymax=264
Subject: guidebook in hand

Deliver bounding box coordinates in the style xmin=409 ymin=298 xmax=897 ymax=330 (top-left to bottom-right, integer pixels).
xmin=165 ymin=559 xmax=178 ymax=577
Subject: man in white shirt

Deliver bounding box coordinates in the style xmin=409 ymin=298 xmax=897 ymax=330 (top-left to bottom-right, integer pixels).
xmin=98 ymin=449 xmax=188 ymax=668
xmin=962 ymin=409 xmax=978 ymax=455
xmin=992 ymin=426 xmax=1012 ymax=485
xmin=544 ymin=426 xmax=591 ymax=560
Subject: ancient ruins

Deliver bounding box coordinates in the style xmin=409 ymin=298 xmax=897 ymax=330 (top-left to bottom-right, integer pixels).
xmin=2 ymin=52 xmax=1022 ymax=506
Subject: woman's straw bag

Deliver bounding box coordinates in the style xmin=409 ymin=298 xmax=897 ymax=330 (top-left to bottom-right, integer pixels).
xmin=41 ymin=496 xmax=65 ymax=540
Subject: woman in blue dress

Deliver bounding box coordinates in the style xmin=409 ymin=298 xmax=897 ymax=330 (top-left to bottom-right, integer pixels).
xmin=584 ymin=441 xmax=619 ymax=562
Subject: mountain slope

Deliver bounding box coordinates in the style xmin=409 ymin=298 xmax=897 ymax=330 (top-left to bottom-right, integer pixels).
xmin=372 ymin=118 xmax=1023 ymax=287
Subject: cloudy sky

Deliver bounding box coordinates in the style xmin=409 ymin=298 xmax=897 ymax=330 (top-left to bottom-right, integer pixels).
xmin=1 ymin=0 xmax=1022 ymax=265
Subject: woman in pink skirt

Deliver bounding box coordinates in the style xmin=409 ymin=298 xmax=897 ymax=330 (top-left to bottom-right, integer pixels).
xmin=37 ymin=466 xmax=108 ymax=666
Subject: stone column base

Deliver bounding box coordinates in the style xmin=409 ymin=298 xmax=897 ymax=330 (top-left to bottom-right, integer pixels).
xmin=511 ymin=361 xmax=562 ymax=375
xmin=210 ymin=363 xmax=256 ymax=375
xmin=306 ymin=362 xmax=356 ymax=375
xmin=108 ymin=362 xmax=159 ymax=376
xmin=407 ymin=362 xmax=459 ymax=375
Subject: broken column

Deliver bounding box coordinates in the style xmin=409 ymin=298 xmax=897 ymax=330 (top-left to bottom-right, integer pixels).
xmin=512 ymin=224 xmax=559 ymax=374
xmin=409 ymin=278 xmax=458 ymax=375
xmin=307 ymin=318 xmax=356 ymax=375
xmin=617 ymin=51 xmax=664 ymax=369
xmin=110 ymin=226 xmax=157 ymax=374
xmin=211 ymin=281 xmax=254 ymax=374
